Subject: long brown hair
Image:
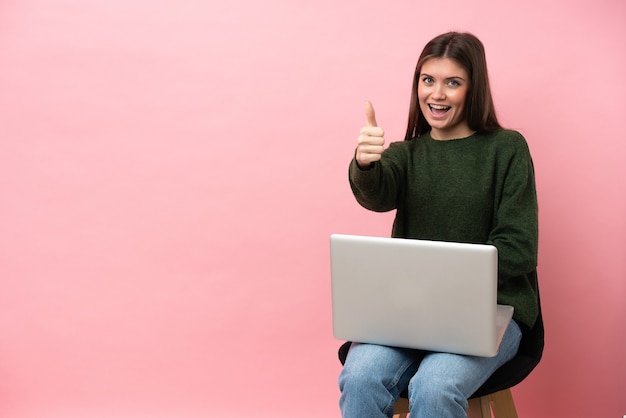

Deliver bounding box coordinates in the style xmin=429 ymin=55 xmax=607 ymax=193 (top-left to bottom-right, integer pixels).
xmin=404 ymin=32 xmax=501 ymax=141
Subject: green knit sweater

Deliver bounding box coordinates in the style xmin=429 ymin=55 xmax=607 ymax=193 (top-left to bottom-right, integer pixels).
xmin=349 ymin=129 xmax=539 ymax=329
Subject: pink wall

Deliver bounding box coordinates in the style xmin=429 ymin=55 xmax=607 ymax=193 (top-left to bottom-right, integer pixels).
xmin=1 ymin=0 xmax=624 ymax=417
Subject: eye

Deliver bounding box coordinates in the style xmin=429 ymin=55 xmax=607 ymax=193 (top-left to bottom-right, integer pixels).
xmin=448 ymin=79 xmax=461 ymax=87
xmin=421 ymin=76 xmax=434 ymax=84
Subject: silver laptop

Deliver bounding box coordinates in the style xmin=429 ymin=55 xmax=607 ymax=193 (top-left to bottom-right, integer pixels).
xmin=330 ymin=234 xmax=514 ymax=357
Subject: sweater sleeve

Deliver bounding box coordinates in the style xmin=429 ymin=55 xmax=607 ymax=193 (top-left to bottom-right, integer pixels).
xmin=348 ymin=143 xmax=407 ymax=213
xmin=486 ymin=133 xmax=539 ymax=281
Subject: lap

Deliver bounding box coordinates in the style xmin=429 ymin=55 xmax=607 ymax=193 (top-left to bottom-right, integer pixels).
xmin=341 ymin=343 xmax=425 ymax=393
xmin=343 ymin=342 xmax=423 ymax=376
xmin=410 ymin=320 xmax=523 ymax=397
xmin=341 ymin=320 xmax=522 ymax=398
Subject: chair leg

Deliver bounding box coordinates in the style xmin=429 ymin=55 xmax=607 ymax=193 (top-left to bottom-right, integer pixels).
xmin=468 ymin=395 xmax=491 ymax=418
xmin=490 ymin=389 xmax=518 ymax=418
xmin=467 ymin=389 xmax=519 ymax=418
xmin=394 ymin=388 xmax=518 ymax=418
xmin=393 ymin=397 xmax=410 ymax=418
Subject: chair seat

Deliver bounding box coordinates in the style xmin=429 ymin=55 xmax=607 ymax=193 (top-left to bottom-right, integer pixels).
xmin=472 ymin=351 xmax=537 ymax=398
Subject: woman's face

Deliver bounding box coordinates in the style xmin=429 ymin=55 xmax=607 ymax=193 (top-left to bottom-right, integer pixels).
xmin=418 ymin=57 xmax=473 ymax=140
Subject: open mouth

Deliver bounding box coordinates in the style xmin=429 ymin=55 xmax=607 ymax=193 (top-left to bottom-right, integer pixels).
xmin=429 ymin=104 xmax=451 ymax=116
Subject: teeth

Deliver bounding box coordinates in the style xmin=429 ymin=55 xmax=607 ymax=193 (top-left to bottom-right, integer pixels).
xmin=430 ymin=104 xmax=450 ymax=110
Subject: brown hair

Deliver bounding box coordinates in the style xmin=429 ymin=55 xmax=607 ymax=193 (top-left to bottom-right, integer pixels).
xmin=404 ymin=32 xmax=501 ymax=141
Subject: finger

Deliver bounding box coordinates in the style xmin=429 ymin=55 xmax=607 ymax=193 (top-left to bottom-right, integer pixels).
xmin=356 ymin=150 xmax=383 ymax=167
xmin=358 ymin=145 xmax=385 ymax=155
xmin=358 ymin=133 xmax=385 ymax=146
xmin=359 ymin=126 xmax=384 ymax=136
xmin=365 ymin=100 xmax=377 ymax=127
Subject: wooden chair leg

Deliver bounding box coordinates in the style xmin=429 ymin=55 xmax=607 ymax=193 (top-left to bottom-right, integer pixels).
xmin=467 ymin=389 xmax=519 ymax=418
xmin=468 ymin=395 xmax=491 ymax=418
xmin=393 ymin=397 xmax=409 ymax=418
xmin=490 ymin=389 xmax=518 ymax=418
xmin=394 ymin=388 xmax=518 ymax=418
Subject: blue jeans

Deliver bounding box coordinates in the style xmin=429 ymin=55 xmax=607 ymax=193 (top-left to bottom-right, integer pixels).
xmin=338 ymin=320 xmax=522 ymax=418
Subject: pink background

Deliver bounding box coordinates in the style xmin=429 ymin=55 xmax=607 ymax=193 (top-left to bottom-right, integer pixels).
xmin=1 ymin=0 xmax=625 ymax=417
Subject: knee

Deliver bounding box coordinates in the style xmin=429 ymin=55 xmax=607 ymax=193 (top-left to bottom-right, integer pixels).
xmin=339 ymin=344 xmax=401 ymax=395
xmin=408 ymin=372 xmax=468 ymax=412
xmin=339 ymin=358 xmax=386 ymax=394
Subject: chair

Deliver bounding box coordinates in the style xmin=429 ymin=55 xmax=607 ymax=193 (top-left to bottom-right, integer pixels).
xmin=393 ymin=386 xmax=526 ymax=418
xmin=339 ymin=292 xmax=544 ymax=418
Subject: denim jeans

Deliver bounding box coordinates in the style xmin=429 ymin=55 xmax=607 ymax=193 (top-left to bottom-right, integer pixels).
xmin=338 ymin=320 xmax=522 ymax=418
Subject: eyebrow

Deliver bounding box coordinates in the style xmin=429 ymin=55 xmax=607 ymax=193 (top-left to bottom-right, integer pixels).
xmin=420 ymin=73 xmax=466 ymax=81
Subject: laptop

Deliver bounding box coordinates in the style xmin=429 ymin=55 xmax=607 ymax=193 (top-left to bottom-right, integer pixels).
xmin=330 ymin=234 xmax=514 ymax=357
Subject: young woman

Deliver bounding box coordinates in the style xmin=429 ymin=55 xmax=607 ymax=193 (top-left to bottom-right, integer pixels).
xmin=339 ymin=32 xmax=539 ymax=418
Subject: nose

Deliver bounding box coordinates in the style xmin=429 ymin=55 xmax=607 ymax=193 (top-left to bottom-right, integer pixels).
xmin=432 ymin=83 xmax=446 ymax=100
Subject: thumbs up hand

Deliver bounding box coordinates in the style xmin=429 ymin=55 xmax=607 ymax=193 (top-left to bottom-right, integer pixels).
xmin=356 ymin=101 xmax=385 ymax=168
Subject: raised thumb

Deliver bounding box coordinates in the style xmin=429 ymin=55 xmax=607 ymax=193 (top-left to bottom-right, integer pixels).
xmin=365 ymin=100 xmax=377 ymax=127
